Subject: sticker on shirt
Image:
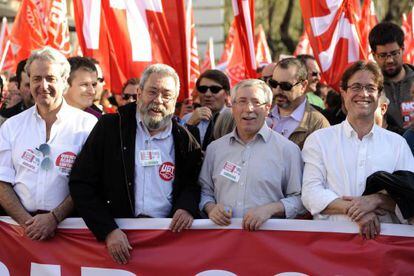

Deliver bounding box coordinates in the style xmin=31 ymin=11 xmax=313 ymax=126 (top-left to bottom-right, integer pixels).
xmin=19 ymin=149 xmax=41 ymax=172
xmin=220 ymin=161 xmax=242 ymax=182
xmin=159 ymin=162 xmax=175 ymax=181
xmin=139 ymin=149 xmax=162 ymax=166
xmin=55 ymin=151 xmax=77 ymax=176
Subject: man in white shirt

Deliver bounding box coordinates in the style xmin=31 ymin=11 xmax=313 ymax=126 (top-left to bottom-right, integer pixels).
xmin=0 ymin=47 xmax=97 ymax=241
xmin=302 ymin=61 xmax=414 ymax=239
xmin=200 ymin=79 xmax=304 ymax=231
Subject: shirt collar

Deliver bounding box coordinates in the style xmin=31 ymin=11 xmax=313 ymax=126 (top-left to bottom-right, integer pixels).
xmin=136 ymin=111 xmax=172 ymax=140
xmin=32 ymin=98 xmax=68 ymax=121
xmin=229 ymin=122 xmax=271 ymax=144
xmin=343 ymin=118 xmax=376 ymax=139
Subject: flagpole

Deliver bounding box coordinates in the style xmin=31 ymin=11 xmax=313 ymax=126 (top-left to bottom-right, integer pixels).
xmin=0 ymin=40 xmax=10 ymax=73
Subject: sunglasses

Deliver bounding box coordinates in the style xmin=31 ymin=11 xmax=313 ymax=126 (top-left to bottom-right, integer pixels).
xmin=122 ymin=94 xmax=137 ymax=101
xmin=197 ymin=85 xmax=223 ymax=94
xmin=98 ymin=77 xmax=105 ymax=83
xmin=36 ymin=143 xmax=52 ymax=170
xmin=311 ymin=71 xmax=321 ymax=77
xmin=268 ymin=79 xmax=301 ymax=91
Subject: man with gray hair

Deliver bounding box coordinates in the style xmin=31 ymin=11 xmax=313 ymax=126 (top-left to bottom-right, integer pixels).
xmin=0 ymin=47 xmax=97 ymax=240
xmin=199 ymin=79 xmax=304 ymax=231
xmin=69 ymin=63 xmax=202 ymax=264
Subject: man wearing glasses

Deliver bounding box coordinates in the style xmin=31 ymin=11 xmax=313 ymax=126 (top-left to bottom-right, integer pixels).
xmin=267 ymin=58 xmax=329 ymax=149
xmin=369 ymin=22 xmax=414 ymax=132
xmin=69 ymin=64 xmax=202 ymax=264
xmin=302 ymin=61 xmax=414 ymax=240
xmin=181 ymin=69 xmax=230 ymax=150
xmin=199 ymin=79 xmax=304 ymax=230
xmin=0 ymin=47 xmax=97 ymax=241
xmin=119 ymin=77 xmax=140 ymax=106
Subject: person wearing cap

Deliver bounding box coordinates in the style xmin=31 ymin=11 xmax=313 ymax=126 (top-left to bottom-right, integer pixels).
xmin=69 ymin=64 xmax=202 ymax=264
xmin=181 ymin=69 xmax=230 ymax=151
xmin=0 ymin=47 xmax=97 ymax=241
xmin=199 ymin=79 xmax=304 ymax=231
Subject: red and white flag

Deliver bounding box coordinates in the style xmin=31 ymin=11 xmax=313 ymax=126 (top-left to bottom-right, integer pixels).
xmin=226 ymin=0 xmax=257 ymax=86
xmin=10 ymin=0 xmax=71 ymax=63
xmin=294 ymin=30 xmax=314 ymax=56
xmin=358 ymin=0 xmax=378 ymax=59
xmin=255 ymin=24 xmax=272 ymax=67
xmin=0 ymin=17 xmax=15 ymax=74
xmin=217 ymin=21 xmax=236 ymax=70
xmin=73 ymin=0 xmax=191 ymax=101
xmin=186 ymin=0 xmax=200 ymax=94
xmin=201 ymin=37 xmax=215 ymax=73
xmin=402 ymin=8 xmax=414 ymax=65
xmin=300 ymin=0 xmax=367 ymax=90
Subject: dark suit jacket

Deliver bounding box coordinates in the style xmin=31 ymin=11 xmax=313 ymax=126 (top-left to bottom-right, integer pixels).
xmin=69 ymin=103 xmax=202 ymax=240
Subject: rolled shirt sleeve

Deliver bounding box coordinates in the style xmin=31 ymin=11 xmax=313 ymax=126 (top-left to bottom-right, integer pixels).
xmin=301 ymin=132 xmax=339 ymax=215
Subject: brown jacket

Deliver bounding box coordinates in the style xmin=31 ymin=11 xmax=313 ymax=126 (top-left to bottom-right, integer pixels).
xmin=289 ymin=102 xmax=330 ymax=149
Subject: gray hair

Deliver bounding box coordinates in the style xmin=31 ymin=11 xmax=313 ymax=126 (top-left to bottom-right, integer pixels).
xmin=276 ymin=57 xmax=308 ymax=82
xmin=139 ymin=64 xmax=180 ymax=95
xmin=230 ymin=79 xmax=273 ymax=104
xmin=378 ymin=93 xmax=390 ymax=105
xmin=25 ymin=46 xmax=70 ymax=81
xmin=213 ymin=108 xmax=235 ymax=140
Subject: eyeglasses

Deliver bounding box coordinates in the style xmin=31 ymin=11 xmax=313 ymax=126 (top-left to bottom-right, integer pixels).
xmin=375 ymin=49 xmax=402 ymax=61
xmin=234 ymin=98 xmax=267 ymax=108
xmin=311 ymin=71 xmax=321 ymax=77
xmin=36 ymin=143 xmax=52 ymax=170
xmin=346 ymin=83 xmax=379 ymax=94
xmin=97 ymin=77 xmax=105 ymax=83
xmin=268 ymin=79 xmax=302 ymax=91
xmin=122 ymin=94 xmax=137 ymax=101
xmin=197 ymin=85 xmax=223 ymax=94
xmin=146 ymin=90 xmax=175 ymax=103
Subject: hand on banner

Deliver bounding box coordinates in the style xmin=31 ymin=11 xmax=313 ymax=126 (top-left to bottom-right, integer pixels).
xmin=105 ymin=229 xmax=132 ymax=264
xmin=205 ymin=203 xmax=232 ymax=226
xmin=343 ymin=195 xmax=380 ymax=221
xmin=242 ymin=205 xmax=272 ymax=231
xmin=25 ymin=213 xmax=57 ymax=240
xmin=169 ymin=209 xmax=193 ymax=233
xmin=356 ymin=211 xmax=380 ymax=240
xmin=186 ymin=107 xmax=212 ymax=125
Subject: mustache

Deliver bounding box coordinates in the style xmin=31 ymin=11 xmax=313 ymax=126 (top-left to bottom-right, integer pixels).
xmin=144 ymin=102 xmax=167 ymax=115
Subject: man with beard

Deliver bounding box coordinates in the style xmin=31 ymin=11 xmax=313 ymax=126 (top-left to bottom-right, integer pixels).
xmin=267 ymin=58 xmax=329 ymax=149
xmin=369 ymin=22 xmax=414 ymax=132
xmin=69 ymin=64 xmax=202 ymax=264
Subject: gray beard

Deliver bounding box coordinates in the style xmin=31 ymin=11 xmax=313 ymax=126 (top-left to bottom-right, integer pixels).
xmin=138 ymin=102 xmax=173 ymax=131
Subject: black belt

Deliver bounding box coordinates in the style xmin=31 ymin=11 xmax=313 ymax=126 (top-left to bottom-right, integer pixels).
xmin=29 ymin=210 xmax=50 ymax=216
xmin=136 ymin=214 xmax=152 ymax=218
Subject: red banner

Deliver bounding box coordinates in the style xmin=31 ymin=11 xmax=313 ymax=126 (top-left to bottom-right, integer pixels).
xmin=1 ymin=217 xmax=414 ymax=275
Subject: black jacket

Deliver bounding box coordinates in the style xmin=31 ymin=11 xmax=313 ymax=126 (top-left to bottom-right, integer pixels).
xmin=69 ymin=103 xmax=202 ymax=241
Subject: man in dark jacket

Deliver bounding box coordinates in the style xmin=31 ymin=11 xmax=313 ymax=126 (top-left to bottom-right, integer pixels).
xmin=69 ymin=64 xmax=202 ymax=264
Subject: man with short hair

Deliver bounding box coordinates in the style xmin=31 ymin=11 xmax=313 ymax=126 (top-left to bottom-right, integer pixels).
xmin=268 ymin=58 xmax=329 ymax=149
xmin=297 ymin=54 xmax=325 ymax=110
xmin=302 ymin=61 xmax=414 ymax=239
xmin=65 ymin=56 xmax=100 ymax=118
xmin=200 ymin=79 xmax=304 ymax=231
xmin=69 ymin=64 xmax=202 ymax=264
xmin=0 ymin=47 xmax=97 ymax=241
xmin=369 ymin=22 xmax=414 ymax=131
xmin=89 ymin=58 xmax=105 ymax=114
xmin=119 ymin=77 xmax=140 ymax=106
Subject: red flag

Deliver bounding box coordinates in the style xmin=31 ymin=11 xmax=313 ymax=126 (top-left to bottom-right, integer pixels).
xmin=226 ymin=0 xmax=257 ymax=86
xmin=358 ymin=0 xmax=378 ymax=59
xmin=73 ymin=0 xmax=190 ymax=101
xmin=255 ymin=24 xmax=272 ymax=66
xmin=10 ymin=0 xmax=71 ymax=63
xmin=0 ymin=17 xmax=16 ymax=74
xmin=294 ymin=30 xmax=314 ymax=56
xmin=186 ymin=0 xmax=200 ymax=94
xmin=402 ymin=8 xmax=414 ymax=64
xmin=300 ymin=0 xmax=367 ymax=90
xmin=201 ymin=37 xmax=216 ymax=73
xmin=218 ymin=21 xmax=236 ymax=69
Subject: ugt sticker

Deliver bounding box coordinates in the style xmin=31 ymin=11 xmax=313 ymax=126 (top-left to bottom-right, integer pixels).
xmin=55 ymin=152 xmax=77 ymax=176
xmin=159 ymin=162 xmax=175 ymax=181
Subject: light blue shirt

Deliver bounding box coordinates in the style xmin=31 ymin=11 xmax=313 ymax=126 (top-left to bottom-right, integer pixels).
xmin=267 ymin=99 xmax=307 ymax=138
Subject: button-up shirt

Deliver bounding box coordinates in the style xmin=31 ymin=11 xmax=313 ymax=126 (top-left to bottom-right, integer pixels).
xmin=199 ymin=123 xmax=304 ymax=219
xmin=134 ymin=112 xmax=175 ymax=218
xmin=267 ymin=99 xmax=306 ymax=138
xmin=302 ymin=119 xmax=414 ymax=222
xmin=0 ymin=100 xmax=97 ymax=212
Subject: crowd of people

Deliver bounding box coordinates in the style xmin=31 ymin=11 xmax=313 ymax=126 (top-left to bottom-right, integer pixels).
xmin=0 ymin=21 xmax=414 ymax=265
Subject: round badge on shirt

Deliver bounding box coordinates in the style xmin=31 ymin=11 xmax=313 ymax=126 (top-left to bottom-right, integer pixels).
xmin=159 ymin=162 xmax=175 ymax=181
xmin=55 ymin=151 xmax=77 ymax=176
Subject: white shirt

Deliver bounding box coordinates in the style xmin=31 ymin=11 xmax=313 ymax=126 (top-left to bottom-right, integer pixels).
xmin=302 ymin=119 xmax=414 ymax=222
xmin=199 ymin=123 xmax=304 ymax=218
xmin=134 ymin=112 xmax=175 ymax=218
xmin=0 ymin=100 xmax=97 ymax=212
